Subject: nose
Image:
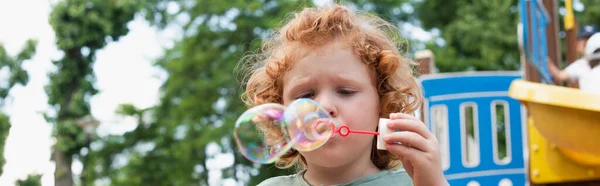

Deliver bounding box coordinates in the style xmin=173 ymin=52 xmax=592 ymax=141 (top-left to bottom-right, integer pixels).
xmin=315 ymin=94 xmax=338 ymax=118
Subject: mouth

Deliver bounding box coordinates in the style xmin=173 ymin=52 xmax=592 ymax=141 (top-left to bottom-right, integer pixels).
xmin=312 ymin=118 xmax=338 ymax=139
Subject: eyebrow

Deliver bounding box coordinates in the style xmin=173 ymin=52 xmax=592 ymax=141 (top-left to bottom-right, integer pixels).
xmin=330 ymin=72 xmax=373 ymax=89
xmin=332 ymin=74 xmax=364 ymax=84
xmin=284 ymin=76 xmax=314 ymax=96
xmin=285 ymin=73 xmax=366 ymax=95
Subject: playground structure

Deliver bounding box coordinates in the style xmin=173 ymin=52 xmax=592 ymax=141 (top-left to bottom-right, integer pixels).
xmin=418 ymin=0 xmax=600 ymax=185
xmin=420 ymin=72 xmax=527 ymax=186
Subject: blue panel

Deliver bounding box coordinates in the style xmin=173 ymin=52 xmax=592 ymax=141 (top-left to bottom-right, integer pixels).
xmin=431 ymin=98 xmax=525 ymax=175
xmin=420 ymin=73 xmax=521 ymax=97
xmin=420 ymin=72 xmax=526 ymax=186
xmin=449 ymin=174 xmax=526 ymax=186
xmin=519 ymin=0 xmax=554 ymax=83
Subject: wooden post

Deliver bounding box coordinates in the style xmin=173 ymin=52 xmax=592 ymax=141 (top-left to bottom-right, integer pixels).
xmin=565 ymin=26 xmax=580 ymax=88
xmin=565 ymin=18 xmax=579 ymax=88
xmin=524 ymin=1 xmax=541 ymax=83
xmin=544 ymin=0 xmax=561 ymax=76
xmin=415 ymin=49 xmax=434 ymax=122
xmin=415 ymin=49 xmax=434 ymax=76
xmin=565 ymin=25 xmax=579 ymax=64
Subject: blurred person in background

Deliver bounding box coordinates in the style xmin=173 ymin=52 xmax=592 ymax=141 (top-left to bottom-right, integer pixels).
xmin=547 ymin=25 xmax=599 ymax=92
xmin=548 ymin=29 xmax=600 ymax=93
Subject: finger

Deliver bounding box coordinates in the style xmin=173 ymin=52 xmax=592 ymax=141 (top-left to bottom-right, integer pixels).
xmin=386 ymin=119 xmax=434 ymax=139
xmin=384 ymin=131 xmax=431 ymax=152
xmin=398 ymin=156 xmax=414 ymax=178
xmin=389 ymin=112 xmax=418 ymax=120
xmin=387 ymin=142 xmax=438 ymax=170
xmin=385 ymin=142 xmax=424 ymax=165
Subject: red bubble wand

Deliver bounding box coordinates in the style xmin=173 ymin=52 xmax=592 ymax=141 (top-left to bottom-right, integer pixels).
xmin=314 ymin=119 xmax=380 ymax=139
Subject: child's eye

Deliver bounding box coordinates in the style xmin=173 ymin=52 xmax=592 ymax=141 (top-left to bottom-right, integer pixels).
xmin=337 ymin=89 xmax=356 ymax=96
xmin=296 ymin=92 xmax=315 ymax=99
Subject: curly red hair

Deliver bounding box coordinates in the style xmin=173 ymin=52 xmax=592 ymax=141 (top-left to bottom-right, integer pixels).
xmin=239 ymin=3 xmax=423 ymax=170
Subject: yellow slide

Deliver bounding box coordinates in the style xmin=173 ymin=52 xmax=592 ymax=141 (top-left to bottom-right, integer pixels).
xmin=509 ymin=79 xmax=600 ymax=184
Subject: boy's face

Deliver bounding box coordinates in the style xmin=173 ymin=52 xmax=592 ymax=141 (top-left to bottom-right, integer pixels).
xmin=281 ymin=41 xmax=380 ymax=168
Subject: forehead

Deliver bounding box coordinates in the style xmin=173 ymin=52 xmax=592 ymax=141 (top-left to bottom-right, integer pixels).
xmin=282 ymin=41 xmax=374 ymax=86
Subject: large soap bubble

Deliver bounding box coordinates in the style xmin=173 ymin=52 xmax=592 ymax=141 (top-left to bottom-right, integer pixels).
xmin=233 ymin=104 xmax=295 ymax=164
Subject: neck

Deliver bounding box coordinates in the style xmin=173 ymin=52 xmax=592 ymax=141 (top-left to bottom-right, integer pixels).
xmin=303 ymin=150 xmax=380 ymax=185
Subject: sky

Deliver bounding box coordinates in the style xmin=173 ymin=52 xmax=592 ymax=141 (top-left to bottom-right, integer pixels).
xmin=0 ymin=0 xmax=176 ymax=185
xmin=0 ymin=0 xmax=436 ymax=185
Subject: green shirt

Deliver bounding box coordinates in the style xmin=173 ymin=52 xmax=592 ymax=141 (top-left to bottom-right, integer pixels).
xmin=257 ymin=168 xmax=414 ymax=186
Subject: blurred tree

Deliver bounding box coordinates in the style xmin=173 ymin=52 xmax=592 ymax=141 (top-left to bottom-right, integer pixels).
xmin=46 ymin=0 xmax=144 ymax=185
xmin=0 ymin=113 xmax=9 ymax=176
xmin=15 ymin=174 xmax=42 ymax=186
xmin=0 ymin=40 xmax=37 ymax=175
xmin=416 ymin=0 xmax=521 ymax=72
xmin=575 ymin=0 xmax=600 ymax=28
xmin=91 ymin=1 xmax=311 ymax=185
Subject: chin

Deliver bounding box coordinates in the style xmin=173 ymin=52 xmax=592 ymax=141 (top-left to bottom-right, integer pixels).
xmin=301 ymin=139 xmax=364 ymax=167
xmin=305 ymin=153 xmax=349 ymax=168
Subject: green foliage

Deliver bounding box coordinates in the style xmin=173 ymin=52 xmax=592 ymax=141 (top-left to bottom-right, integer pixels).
xmin=464 ymin=106 xmax=475 ymax=138
xmin=416 ymin=0 xmax=521 ymax=72
xmin=92 ymin=1 xmax=312 ymax=184
xmin=46 ymin=0 xmax=142 ymax=185
xmin=0 ymin=40 xmax=37 ymax=176
xmin=115 ymin=104 xmax=140 ymax=116
xmin=47 ymin=0 xmax=141 ymax=121
xmin=495 ymin=104 xmax=507 ymax=159
xmin=0 ymin=113 xmax=10 ymax=175
xmin=575 ymin=0 xmax=600 ymax=28
xmin=15 ymin=174 xmax=42 ymax=186
xmin=0 ymin=40 xmax=37 ymax=101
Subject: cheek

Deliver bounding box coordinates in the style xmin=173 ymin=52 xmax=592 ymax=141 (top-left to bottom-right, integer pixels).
xmin=343 ymin=92 xmax=380 ymax=129
xmin=364 ymin=89 xmax=381 ymax=116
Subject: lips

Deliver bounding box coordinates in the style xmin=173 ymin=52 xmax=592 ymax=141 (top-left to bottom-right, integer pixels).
xmin=312 ymin=118 xmax=340 ymax=139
